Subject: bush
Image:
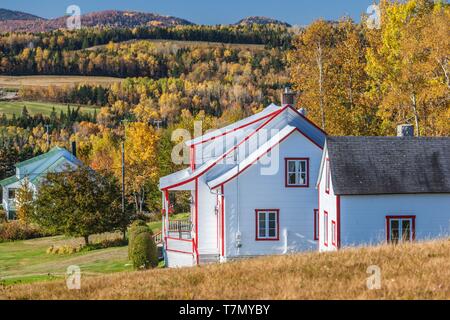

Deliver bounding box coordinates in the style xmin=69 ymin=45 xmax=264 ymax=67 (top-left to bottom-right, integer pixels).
xmin=0 ymin=221 xmax=49 ymax=242
xmin=128 ymin=222 xmax=158 ymax=270
xmin=46 ymin=238 xmax=128 ymax=255
xmin=46 ymin=244 xmax=84 ymax=255
xmin=128 ymin=220 xmax=149 ymax=258
xmin=130 ymin=230 xmax=158 ymax=270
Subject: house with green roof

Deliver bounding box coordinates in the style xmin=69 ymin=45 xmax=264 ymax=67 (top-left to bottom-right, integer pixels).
xmin=0 ymin=146 xmax=82 ymax=220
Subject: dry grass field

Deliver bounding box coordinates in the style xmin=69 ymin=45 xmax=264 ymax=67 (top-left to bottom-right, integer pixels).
xmin=0 ymin=75 xmax=123 ymax=89
xmin=1 ymin=240 xmax=449 ymax=300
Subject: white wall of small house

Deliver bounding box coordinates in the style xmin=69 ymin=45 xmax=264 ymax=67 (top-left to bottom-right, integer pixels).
xmin=318 ymin=148 xmax=339 ymax=252
xmin=222 ymin=130 xmax=322 ymax=258
xmin=196 ymin=177 xmax=220 ymax=255
xmin=165 ymin=251 xmax=194 ymax=268
xmin=340 ymin=194 xmax=450 ymax=246
xmin=2 ymin=180 xmax=21 ymax=215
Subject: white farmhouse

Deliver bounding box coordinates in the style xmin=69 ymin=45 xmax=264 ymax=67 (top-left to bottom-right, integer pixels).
xmin=0 ymin=145 xmax=82 ymax=220
xmin=159 ymin=90 xmax=326 ymax=267
xmin=317 ymin=128 xmax=450 ymax=252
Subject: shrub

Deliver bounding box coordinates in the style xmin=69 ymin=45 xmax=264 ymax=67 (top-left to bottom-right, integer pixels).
xmin=46 ymin=238 xmax=127 ymax=255
xmin=128 ymin=222 xmax=158 ymax=270
xmin=46 ymin=244 xmax=84 ymax=255
xmin=0 ymin=221 xmax=48 ymax=242
xmin=130 ymin=230 xmax=158 ymax=270
xmin=0 ymin=209 xmax=6 ymax=223
xmin=128 ymin=220 xmax=149 ymax=258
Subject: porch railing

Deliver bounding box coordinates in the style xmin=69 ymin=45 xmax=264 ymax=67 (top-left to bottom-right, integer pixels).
xmin=153 ymin=231 xmax=163 ymax=245
xmin=167 ymin=219 xmax=192 ymax=240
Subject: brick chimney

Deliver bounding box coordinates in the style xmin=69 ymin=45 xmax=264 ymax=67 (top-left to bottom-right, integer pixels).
xmin=281 ymin=87 xmax=295 ymax=106
xmin=397 ymin=124 xmax=414 ymax=137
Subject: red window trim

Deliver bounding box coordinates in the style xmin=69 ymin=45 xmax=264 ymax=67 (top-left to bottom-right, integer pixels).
xmin=331 ymin=220 xmax=337 ymax=246
xmin=313 ymin=209 xmax=319 ymax=241
xmin=285 ymin=158 xmax=310 ymax=188
xmin=324 ymin=211 xmax=329 ymax=247
xmin=325 ymin=158 xmax=330 ymax=194
xmin=255 ymin=209 xmax=280 ymax=241
xmin=386 ymin=215 xmax=416 ymax=242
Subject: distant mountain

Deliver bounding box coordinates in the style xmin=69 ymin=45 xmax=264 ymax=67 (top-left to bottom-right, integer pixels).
xmin=0 ymin=8 xmax=44 ymax=21
xmin=0 ymin=9 xmax=194 ymax=33
xmin=236 ymin=16 xmax=291 ymax=27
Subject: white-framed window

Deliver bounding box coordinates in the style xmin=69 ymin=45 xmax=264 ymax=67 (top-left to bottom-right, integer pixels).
xmin=324 ymin=211 xmax=329 ymax=246
xmin=331 ymin=220 xmax=337 ymax=246
xmin=325 ymin=158 xmax=330 ymax=194
xmin=387 ymin=216 xmax=415 ymax=243
xmin=8 ymin=188 xmax=16 ymax=200
xmin=255 ymin=209 xmax=279 ymax=241
xmin=285 ymin=158 xmax=309 ymax=187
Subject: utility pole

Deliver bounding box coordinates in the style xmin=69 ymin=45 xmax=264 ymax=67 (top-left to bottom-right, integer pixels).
xmin=121 ymin=120 xmax=128 ymax=241
xmin=121 ymin=120 xmax=128 ymax=216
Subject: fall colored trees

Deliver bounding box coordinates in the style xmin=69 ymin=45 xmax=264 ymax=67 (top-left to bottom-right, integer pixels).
xmin=289 ymin=0 xmax=449 ymax=136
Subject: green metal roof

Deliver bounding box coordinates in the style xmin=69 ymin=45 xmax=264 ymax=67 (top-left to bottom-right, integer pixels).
xmin=30 ymin=156 xmax=72 ymax=184
xmin=0 ymin=175 xmax=19 ymax=187
xmin=16 ymin=147 xmax=66 ymax=169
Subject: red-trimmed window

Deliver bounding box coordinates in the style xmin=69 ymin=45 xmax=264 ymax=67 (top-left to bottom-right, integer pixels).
xmin=324 ymin=211 xmax=329 ymax=247
xmin=285 ymin=158 xmax=309 ymax=187
xmin=325 ymin=158 xmax=330 ymax=194
xmin=331 ymin=220 xmax=337 ymax=246
xmin=255 ymin=209 xmax=279 ymax=241
xmin=314 ymin=209 xmax=319 ymax=240
xmin=386 ymin=216 xmax=416 ymax=244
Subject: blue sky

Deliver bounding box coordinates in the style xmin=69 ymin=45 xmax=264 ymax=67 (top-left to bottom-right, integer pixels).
xmin=2 ymin=0 xmax=375 ymax=25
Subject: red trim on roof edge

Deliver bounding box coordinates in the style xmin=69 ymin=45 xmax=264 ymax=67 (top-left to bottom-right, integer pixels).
xmin=211 ymin=127 xmax=322 ymax=189
xmin=189 ymin=108 xmax=282 ymax=147
xmin=162 ymin=105 xmax=324 ymax=191
xmin=161 ymin=107 xmax=286 ymax=191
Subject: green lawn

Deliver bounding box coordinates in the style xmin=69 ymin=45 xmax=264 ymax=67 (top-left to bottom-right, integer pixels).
xmin=0 ymin=100 xmax=97 ymax=118
xmin=0 ymin=215 xmax=188 ymax=286
xmin=0 ymin=235 xmax=132 ymax=286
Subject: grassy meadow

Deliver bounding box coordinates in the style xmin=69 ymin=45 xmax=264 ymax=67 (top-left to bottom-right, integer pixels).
xmin=1 ymin=239 xmax=449 ymax=300
xmin=0 ymin=75 xmax=122 ymax=89
xmin=0 ymin=100 xmax=98 ymax=118
xmin=0 ymin=214 xmax=174 ymax=286
xmin=0 ymin=234 xmax=131 ymax=286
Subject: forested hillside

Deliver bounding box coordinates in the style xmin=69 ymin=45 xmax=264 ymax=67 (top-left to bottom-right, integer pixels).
xmin=0 ymin=10 xmax=193 ymax=33
xmin=0 ymin=0 xmax=448 ymax=215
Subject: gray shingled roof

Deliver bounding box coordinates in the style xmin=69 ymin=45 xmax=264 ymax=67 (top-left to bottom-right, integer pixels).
xmin=326 ymin=136 xmax=450 ymax=195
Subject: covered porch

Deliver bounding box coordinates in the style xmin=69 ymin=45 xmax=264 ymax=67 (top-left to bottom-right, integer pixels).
xmin=161 ymin=177 xmax=199 ymax=267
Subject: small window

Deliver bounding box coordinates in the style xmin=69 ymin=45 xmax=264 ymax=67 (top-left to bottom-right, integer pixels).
xmin=387 ymin=216 xmax=415 ymax=244
xmin=8 ymin=188 xmax=16 ymax=200
xmin=256 ymin=209 xmax=279 ymax=241
xmin=285 ymin=158 xmax=309 ymax=187
xmin=324 ymin=211 xmax=329 ymax=246
xmin=331 ymin=220 xmax=337 ymax=246
xmin=314 ymin=209 xmax=319 ymax=240
xmin=325 ymin=159 xmax=330 ymax=194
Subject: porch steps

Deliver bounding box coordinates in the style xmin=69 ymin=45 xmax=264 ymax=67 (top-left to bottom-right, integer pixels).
xmin=198 ymin=254 xmax=220 ymax=265
xmin=157 ymin=244 xmax=164 ymax=261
